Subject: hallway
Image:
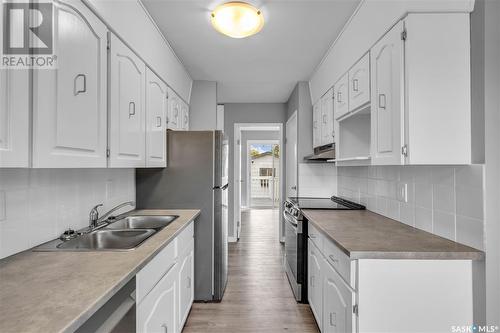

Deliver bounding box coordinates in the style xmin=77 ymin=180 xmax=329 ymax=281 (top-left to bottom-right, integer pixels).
xmin=183 ymin=209 xmax=319 ymax=332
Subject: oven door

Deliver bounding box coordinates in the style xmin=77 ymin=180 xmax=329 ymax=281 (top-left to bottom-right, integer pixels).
xmin=284 ymin=211 xmax=301 ymax=301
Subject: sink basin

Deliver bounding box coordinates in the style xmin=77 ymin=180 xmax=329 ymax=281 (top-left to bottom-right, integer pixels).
xmin=105 ymin=215 xmax=178 ymax=230
xmin=56 ymin=229 xmax=156 ymax=251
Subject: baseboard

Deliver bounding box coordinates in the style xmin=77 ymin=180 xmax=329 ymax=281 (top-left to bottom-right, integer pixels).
xmin=228 ymin=236 xmax=237 ymax=243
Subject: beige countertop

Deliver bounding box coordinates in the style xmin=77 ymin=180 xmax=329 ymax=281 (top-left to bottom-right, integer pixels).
xmin=302 ymin=209 xmax=484 ymax=260
xmin=0 ymin=209 xmax=200 ymax=333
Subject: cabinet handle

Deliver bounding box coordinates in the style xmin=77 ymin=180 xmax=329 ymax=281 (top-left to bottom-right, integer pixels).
xmin=310 ymin=276 xmax=314 ymax=287
xmin=329 ymin=255 xmax=339 ymax=263
xmin=330 ymin=312 xmax=337 ymax=327
xmin=337 ymin=92 xmax=342 ymax=103
xmin=353 ymin=79 xmax=359 ymax=92
xmin=322 ymin=114 xmax=327 ymax=124
xmin=74 ymin=74 xmax=86 ymax=96
xmin=313 ymin=120 xmax=317 ymax=129
xmin=161 ymin=323 xmax=168 ymax=333
xmin=378 ymin=94 xmax=386 ymax=110
xmin=129 ymin=102 xmax=136 ymax=118
xmin=156 ymin=116 xmax=162 ymax=128
xmin=187 ymin=276 xmax=191 ymax=288
xmin=310 ymin=234 xmax=316 ymax=239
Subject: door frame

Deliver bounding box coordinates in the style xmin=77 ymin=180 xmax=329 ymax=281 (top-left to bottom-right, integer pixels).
xmin=246 ymin=139 xmax=280 ymax=209
xmin=233 ymin=123 xmax=284 ymax=243
xmin=285 ymin=110 xmax=298 ymax=199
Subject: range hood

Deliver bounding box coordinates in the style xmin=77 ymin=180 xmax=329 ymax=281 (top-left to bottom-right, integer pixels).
xmin=304 ymin=144 xmax=335 ymax=161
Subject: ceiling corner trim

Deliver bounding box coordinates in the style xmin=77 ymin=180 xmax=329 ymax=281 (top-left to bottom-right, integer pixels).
xmin=137 ymin=0 xmax=194 ymax=81
xmin=308 ymin=0 xmax=366 ymax=82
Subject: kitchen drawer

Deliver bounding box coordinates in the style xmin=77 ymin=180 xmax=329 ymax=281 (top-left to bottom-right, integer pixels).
xmin=308 ymin=223 xmax=323 ymax=252
xmin=136 ymin=239 xmax=177 ymax=304
xmin=177 ymin=221 xmax=194 ymax=255
xmin=323 ymin=237 xmax=354 ymax=288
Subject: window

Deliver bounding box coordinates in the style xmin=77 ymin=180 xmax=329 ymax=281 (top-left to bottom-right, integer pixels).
xmin=259 ymin=168 xmax=275 ymax=177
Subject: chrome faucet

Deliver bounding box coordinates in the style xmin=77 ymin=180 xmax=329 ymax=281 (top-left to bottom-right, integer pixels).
xmin=88 ymin=201 xmax=135 ymax=230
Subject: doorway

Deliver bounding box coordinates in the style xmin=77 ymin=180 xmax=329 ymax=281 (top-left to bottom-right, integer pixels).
xmin=247 ymin=140 xmax=280 ymax=209
xmin=233 ymin=124 xmax=284 ymax=242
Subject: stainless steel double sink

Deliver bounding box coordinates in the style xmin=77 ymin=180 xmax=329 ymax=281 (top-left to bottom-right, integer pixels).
xmin=34 ymin=215 xmax=179 ymax=252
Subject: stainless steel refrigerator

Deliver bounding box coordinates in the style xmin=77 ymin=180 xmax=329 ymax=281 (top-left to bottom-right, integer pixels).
xmin=136 ymin=130 xmax=229 ymax=302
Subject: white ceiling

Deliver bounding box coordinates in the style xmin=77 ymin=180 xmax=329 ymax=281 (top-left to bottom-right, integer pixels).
xmin=142 ymin=0 xmax=360 ymax=103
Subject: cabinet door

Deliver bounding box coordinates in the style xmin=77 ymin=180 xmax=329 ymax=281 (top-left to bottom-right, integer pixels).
xmin=137 ymin=265 xmax=177 ymax=333
xmin=323 ymin=262 xmax=354 ymax=333
xmin=109 ymin=33 xmax=146 ymax=168
xmin=146 ymin=68 xmax=167 ymax=168
xmin=334 ymin=73 xmax=349 ymax=120
xmin=32 ymin=0 xmax=107 ymax=168
xmin=312 ymin=101 xmax=321 ymax=148
xmin=0 ymin=69 xmax=30 ymax=167
xmin=308 ymin=239 xmax=323 ymax=331
xmin=167 ymin=90 xmax=181 ymax=130
xmin=180 ymin=102 xmax=189 ymax=131
xmin=349 ymin=52 xmax=370 ymax=112
xmin=370 ymin=21 xmax=404 ymax=165
xmin=320 ymin=89 xmax=334 ymax=146
xmin=178 ymin=242 xmax=194 ymax=331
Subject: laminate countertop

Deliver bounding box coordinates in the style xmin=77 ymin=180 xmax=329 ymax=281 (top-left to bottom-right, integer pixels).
xmin=0 ymin=209 xmax=200 ymax=333
xmin=302 ymin=209 xmax=484 ymax=260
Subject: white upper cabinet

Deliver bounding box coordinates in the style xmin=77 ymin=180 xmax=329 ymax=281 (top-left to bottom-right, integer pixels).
xmin=370 ymin=14 xmax=472 ymax=165
xmin=320 ymin=89 xmax=334 ymax=146
xmin=167 ymin=88 xmax=181 ymax=130
xmin=180 ymin=101 xmax=190 ymax=131
xmin=404 ymin=13 xmax=471 ymax=165
xmin=109 ymin=33 xmax=146 ymax=168
xmin=333 ymin=73 xmax=349 ymax=120
xmin=313 ymin=101 xmax=321 ymax=148
xmin=348 ymin=53 xmax=370 ymax=112
xmin=32 ymin=0 xmax=108 ymax=168
xmin=0 ymin=69 xmax=30 ymax=168
xmin=370 ymin=21 xmax=404 ymax=166
xmin=145 ymin=68 xmax=167 ymax=168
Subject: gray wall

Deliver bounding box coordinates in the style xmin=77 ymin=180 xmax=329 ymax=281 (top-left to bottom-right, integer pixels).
xmin=189 ymin=80 xmax=217 ymax=130
xmin=224 ymin=103 xmax=287 ymax=238
xmin=240 ymin=130 xmax=281 ymax=207
xmin=483 ymin=0 xmax=500 ymax=326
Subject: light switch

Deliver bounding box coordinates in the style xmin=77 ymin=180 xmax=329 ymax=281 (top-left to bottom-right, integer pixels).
xmin=0 ymin=190 xmax=6 ymax=221
xmin=397 ymin=183 xmax=408 ymax=203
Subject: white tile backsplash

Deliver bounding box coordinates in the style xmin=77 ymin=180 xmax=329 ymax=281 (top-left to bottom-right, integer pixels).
xmin=0 ymin=169 xmax=135 ymax=259
xmin=336 ymin=165 xmax=485 ymax=250
xmin=298 ymin=163 xmax=337 ymax=198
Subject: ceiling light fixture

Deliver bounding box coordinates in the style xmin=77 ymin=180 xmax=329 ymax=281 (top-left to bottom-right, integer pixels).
xmin=211 ymin=2 xmax=264 ymax=38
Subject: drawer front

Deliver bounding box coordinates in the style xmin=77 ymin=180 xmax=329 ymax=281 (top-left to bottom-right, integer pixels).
xmin=177 ymin=221 xmax=194 ymax=255
xmin=323 ymin=237 xmax=353 ymax=288
xmin=308 ymin=223 xmax=323 ymax=252
xmin=136 ymin=239 xmax=177 ymax=304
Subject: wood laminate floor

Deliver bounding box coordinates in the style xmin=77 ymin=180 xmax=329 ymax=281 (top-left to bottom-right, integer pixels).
xmin=183 ymin=209 xmax=319 ymax=333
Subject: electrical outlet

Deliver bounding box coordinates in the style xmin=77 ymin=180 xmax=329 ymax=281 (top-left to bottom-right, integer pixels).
xmin=0 ymin=190 xmax=6 ymax=221
xmin=397 ymin=183 xmax=408 ymax=203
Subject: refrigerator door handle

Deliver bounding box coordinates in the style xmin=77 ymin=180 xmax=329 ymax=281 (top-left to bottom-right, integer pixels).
xmin=213 ymin=184 xmax=229 ymax=190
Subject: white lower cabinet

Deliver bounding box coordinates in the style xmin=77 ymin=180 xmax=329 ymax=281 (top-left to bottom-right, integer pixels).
xmin=178 ymin=240 xmax=194 ymax=331
xmin=322 ymin=261 xmax=354 ymax=333
xmin=308 ymin=224 xmax=476 ymax=333
xmin=308 ymin=239 xmax=323 ymax=331
xmin=136 ymin=221 xmax=194 ymax=333
xmin=137 ymin=264 xmax=178 ymax=333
